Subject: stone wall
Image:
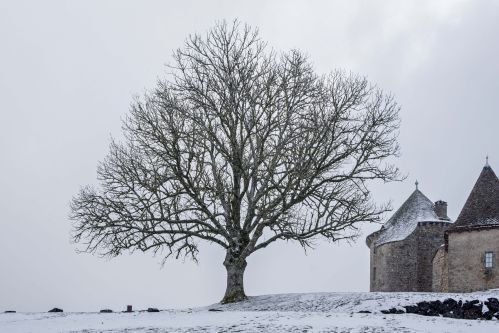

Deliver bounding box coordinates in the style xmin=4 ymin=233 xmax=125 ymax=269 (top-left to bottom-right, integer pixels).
xmin=414 ymin=222 xmax=453 ymax=291
xmin=370 ymin=222 xmax=451 ymax=292
xmin=447 ymin=227 xmax=499 ymax=292
xmin=370 ymin=236 xmax=418 ymax=291
xmin=432 ymin=246 xmax=448 ymax=292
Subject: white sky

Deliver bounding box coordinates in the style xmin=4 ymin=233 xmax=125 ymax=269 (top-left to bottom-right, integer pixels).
xmin=0 ymin=0 xmax=498 ymax=312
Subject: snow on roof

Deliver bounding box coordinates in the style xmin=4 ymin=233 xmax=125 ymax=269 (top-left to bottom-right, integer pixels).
xmin=374 ymin=189 xmax=450 ymax=247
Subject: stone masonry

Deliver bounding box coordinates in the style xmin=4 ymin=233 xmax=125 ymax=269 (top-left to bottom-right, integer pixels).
xmin=368 ymin=161 xmax=499 ymax=293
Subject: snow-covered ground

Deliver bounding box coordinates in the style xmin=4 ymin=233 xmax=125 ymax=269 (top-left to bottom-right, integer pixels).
xmin=2 ymin=290 xmax=499 ymax=332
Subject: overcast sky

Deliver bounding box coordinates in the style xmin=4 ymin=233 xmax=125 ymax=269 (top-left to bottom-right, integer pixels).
xmin=1 ymin=0 xmax=498 ymax=312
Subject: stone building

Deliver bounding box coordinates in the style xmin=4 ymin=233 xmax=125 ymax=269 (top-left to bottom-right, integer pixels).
xmin=433 ymin=161 xmax=499 ymax=292
xmin=367 ymin=161 xmax=499 ymax=293
xmin=366 ymin=186 xmax=453 ymax=292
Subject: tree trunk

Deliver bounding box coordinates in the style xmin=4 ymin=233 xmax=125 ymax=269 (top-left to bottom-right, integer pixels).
xmin=221 ymin=256 xmax=247 ymax=304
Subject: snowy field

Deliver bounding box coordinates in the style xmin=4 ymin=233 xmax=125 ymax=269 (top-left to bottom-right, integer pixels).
xmin=2 ymin=290 xmax=499 ymax=332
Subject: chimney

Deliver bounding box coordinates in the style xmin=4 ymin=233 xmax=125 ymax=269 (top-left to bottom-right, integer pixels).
xmin=434 ymin=200 xmax=448 ymax=220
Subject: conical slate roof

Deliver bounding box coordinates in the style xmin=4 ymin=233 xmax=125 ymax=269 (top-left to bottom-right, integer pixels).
xmin=375 ymin=188 xmax=449 ymax=246
xmin=453 ymin=164 xmax=499 ymax=227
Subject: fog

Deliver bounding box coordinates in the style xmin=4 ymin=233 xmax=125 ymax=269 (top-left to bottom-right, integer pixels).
xmin=1 ymin=0 xmax=498 ymax=311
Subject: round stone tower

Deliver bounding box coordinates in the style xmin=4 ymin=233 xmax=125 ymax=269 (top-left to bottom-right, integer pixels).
xmin=366 ymin=185 xmax=453 ymax=292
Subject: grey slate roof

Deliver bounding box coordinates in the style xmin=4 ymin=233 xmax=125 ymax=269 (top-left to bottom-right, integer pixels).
xmin=453 ymin=164 xmax=499 ymax=227
xmin=374 ymin=189 xmax=451 ymax=246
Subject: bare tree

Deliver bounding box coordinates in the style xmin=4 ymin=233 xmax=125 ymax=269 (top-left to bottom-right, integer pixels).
xmin=70 ymin=21 xmax=401 ymax=303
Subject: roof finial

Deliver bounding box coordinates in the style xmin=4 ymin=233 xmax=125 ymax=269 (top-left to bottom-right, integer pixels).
xmin=485 ymin=155 xmax=490 ymax=167
xmin=415 ymin=180 xmax=419 ymax=190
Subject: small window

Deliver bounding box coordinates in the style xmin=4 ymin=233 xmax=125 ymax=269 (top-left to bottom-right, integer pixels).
xmin=485 ymin=251 xmax=494 ymax=268
xmin=373 ymin=267 xmax=376 ymax=280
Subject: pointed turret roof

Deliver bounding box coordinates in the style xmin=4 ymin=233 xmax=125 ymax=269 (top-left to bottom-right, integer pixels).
xmin=375 ymin=188 xmax=450 ymax=246
xmin=453 ymin=164 xmax=499 ymax=227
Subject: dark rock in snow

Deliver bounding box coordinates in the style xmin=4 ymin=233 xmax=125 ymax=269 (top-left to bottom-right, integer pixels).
xmin=398 ymin=298 xmax=494 ymax=320
xmin=415 ymin=301 xmax=430 ymax=315
xmin=462 ymin=300 xmax=480 ymax=310
xmin=416 ymin=301 xmax=430 ymax=309
xmin=413 ymin=301 xmax=439 ymax=316
xmin=424 ymin=309 xmax=440 ymax=317
xmin=442 ymin=298 xmax=459 ymax=313
xmin=208 ymin=308 xmax=223 ymax=312
xmin=452 ymin=306 xmax=464 ymax=319
xmin=48 ymin=308 xmax=63 ymax=313
xmin=481 ymin=310 xmax=495 ymax=320
xmin=381 ymin=308 xmax=404 ymax=314
xmin=403 ymin=305 xmax=418 ymax=314
xmin=442 ymin=311 xmax=457 ymax=319
xmin=416 ymin=300 xmax=445 ymax=316
xmin=484 ymin=297 xmax=499 ymax=313
xmin=147 ymin=308 xmax=160 ymax=312
xmin=442 ymin=298 xmax=457 ymax=307
xmin=4 ymin=311 xmax=16 ymax=313
xmin=383 ymin=297 xmax=499 ymax=320
xmin=358 ymin=310 xmax=371 ymax=313
xmin=100 ymin=309 xmax=113 ymax=313
xmin=462 ymin=302 xmax=482 ymax=320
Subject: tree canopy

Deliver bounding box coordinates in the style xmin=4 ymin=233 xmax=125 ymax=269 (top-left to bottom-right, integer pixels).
xmin=71 ymin=21 xmax=401 ymax=303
